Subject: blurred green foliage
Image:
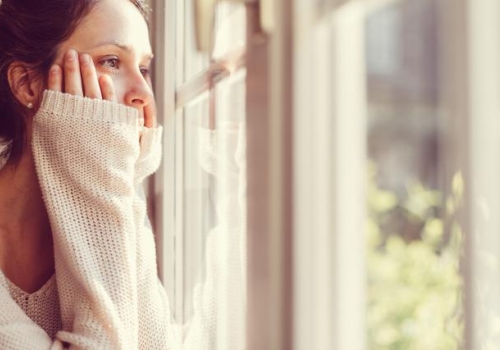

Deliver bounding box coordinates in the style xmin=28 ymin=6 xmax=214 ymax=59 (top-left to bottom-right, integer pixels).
xmin=367 ymin=166 xmax=464 ymax=349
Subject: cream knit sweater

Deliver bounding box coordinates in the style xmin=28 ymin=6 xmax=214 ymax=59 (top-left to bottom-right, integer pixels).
xmin=0 ymin=91 xmax=180 ymax=349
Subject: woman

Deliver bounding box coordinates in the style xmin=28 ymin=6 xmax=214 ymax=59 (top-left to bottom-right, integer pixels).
xmin=0 ymin=0 xmax=179 ymax=348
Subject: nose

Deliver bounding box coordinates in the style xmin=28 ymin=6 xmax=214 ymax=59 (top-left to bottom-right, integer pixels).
xmin=124 ymin=76 xmax=153 ymax=109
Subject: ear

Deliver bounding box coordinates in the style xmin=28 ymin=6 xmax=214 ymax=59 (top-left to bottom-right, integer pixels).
xmin=7 ymin=62 xmax=43 ymax=109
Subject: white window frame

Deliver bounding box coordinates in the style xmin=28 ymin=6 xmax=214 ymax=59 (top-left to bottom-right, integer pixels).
xmin=150 ymin=0 xmax=259 ymax=327
xmin=293 ymin=0 xmax=368 ymax=349
xmin=149 ymin=0 xmax=500 ymax=349
xmin=151 ymin=0 xmax=370 ymax=348
xmin=441 ymin=0 xmax=500 ymax=348
xmin=149 ymin=0 xmax=178 ymax=309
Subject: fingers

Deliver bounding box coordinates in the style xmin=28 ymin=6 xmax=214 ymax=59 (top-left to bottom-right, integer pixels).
xmin=99 ymin=75 xmax=117 ymax=103
xmin=63 ymin=49 xmax=83 ymax=96
xmin=52 ymin=50 xmax=146 ymax=125
xmin=143 ymin=98 xmax=157 ymax=128
xmin=80 ymin=54 xmax=102 ymax=100
xmin=47 ymin=65 xmax=62 ymax=92
xmin=54 ymin=49 xmax=114 ymax=102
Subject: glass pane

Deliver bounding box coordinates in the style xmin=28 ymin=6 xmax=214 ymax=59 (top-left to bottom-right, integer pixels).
xmin=175 ymin=1 xmax=249 ymax=347
xmin=180 ymin=73 xmax=247 ymax=348
xmin=183 ymin=92 xmax=212 ymax=322
xmin=364 ymin=1 xmax=463 ymax=349
xmin=184 ymin=0 xmax=210 ymax=84
xmin=182 ymin=1 xmax=246 ymax=85
xmin=215 ymin=69 xmax=246 ymax=122
xmin=213 ymin=3 xmax=247 ymax=59
xmin=212 ymin=68 xmax=247 ymax=349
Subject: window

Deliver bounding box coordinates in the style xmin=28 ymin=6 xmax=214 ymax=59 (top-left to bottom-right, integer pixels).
xmin=294 ymin=0 xmax=500 ymax=348
xmin=150 ymin=0 xmax=251 ymax=348
xmin=149 ymin=0 xmax=500 ymax=348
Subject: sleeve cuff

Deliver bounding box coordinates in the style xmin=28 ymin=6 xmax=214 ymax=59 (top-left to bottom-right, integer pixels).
xmin=139 ymin=126 xmax=163 ymax=155
xmin=135 ymin=126 xmax=163 ymax=183
xmin=39 ymin=90 xmax=140 ymax=126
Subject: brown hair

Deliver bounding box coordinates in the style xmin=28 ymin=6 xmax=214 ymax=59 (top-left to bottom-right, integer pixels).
xmin=0 ymin=0 xmax=149 ymax=165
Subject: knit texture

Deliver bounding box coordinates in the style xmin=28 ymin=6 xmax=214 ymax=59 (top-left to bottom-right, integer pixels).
xmin=2 ymin=274 xmax=61 ymax=340
xmin=0 ymin=91 xmax=178 ymax=349
xmin=0 ymin=91 xmax=247 ymax=350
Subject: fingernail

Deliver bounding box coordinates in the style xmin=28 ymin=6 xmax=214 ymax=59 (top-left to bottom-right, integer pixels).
xmin=50 ymin=65 xmax=59 ymax=74
xmin=66 ymin=49 xmax=76 ymax=61
xmin=101 ymin=74 xmax=111 ymax=83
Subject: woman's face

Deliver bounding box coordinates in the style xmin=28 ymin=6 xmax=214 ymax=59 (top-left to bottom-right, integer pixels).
xmin=54 ymin=0 xmax=154 ymax=114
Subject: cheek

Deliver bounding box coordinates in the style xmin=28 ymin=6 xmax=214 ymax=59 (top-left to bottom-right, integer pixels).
xmin=144 ymin=75 xmax=153 ymax=89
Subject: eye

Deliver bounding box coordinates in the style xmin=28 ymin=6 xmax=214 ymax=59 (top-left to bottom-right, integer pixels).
xmin=98 ymin=56 xmax=120 ymax=71
xmin=140 ymin=66 xmax=150 ymax=77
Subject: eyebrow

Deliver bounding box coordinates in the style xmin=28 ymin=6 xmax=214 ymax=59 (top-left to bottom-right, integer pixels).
xmin=90 ymin=40 xmax=154 ymax=60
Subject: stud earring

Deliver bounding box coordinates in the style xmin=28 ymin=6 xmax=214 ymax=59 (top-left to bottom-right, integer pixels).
xmin=26 ymin=102 xmax=33 ymax=109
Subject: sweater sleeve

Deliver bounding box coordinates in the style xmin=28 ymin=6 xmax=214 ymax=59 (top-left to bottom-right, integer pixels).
xmin=132 ymin=127 xmax=182 ymax=350
xmin=131 ymin=122 xmax=247 ymax=350
xmin=32 ymin=90 xmax=142 ymax=349
xmin=28 ymin=90 xmax=246 ymax=350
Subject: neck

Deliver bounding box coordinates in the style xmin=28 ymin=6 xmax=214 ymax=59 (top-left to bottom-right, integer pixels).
xmin=0 ymin=146 xmax=54 ymax=292
xmin=0 ymin=148 xmax=50 ymax=232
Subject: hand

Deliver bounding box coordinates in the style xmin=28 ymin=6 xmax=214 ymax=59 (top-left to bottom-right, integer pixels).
xmin=48 ymin=49 xmax=116 ymax=102
xmin=143 ymin=96 xmax=157 ymax=129
xmin=47 ymin=49 xmax=158 ymax=134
